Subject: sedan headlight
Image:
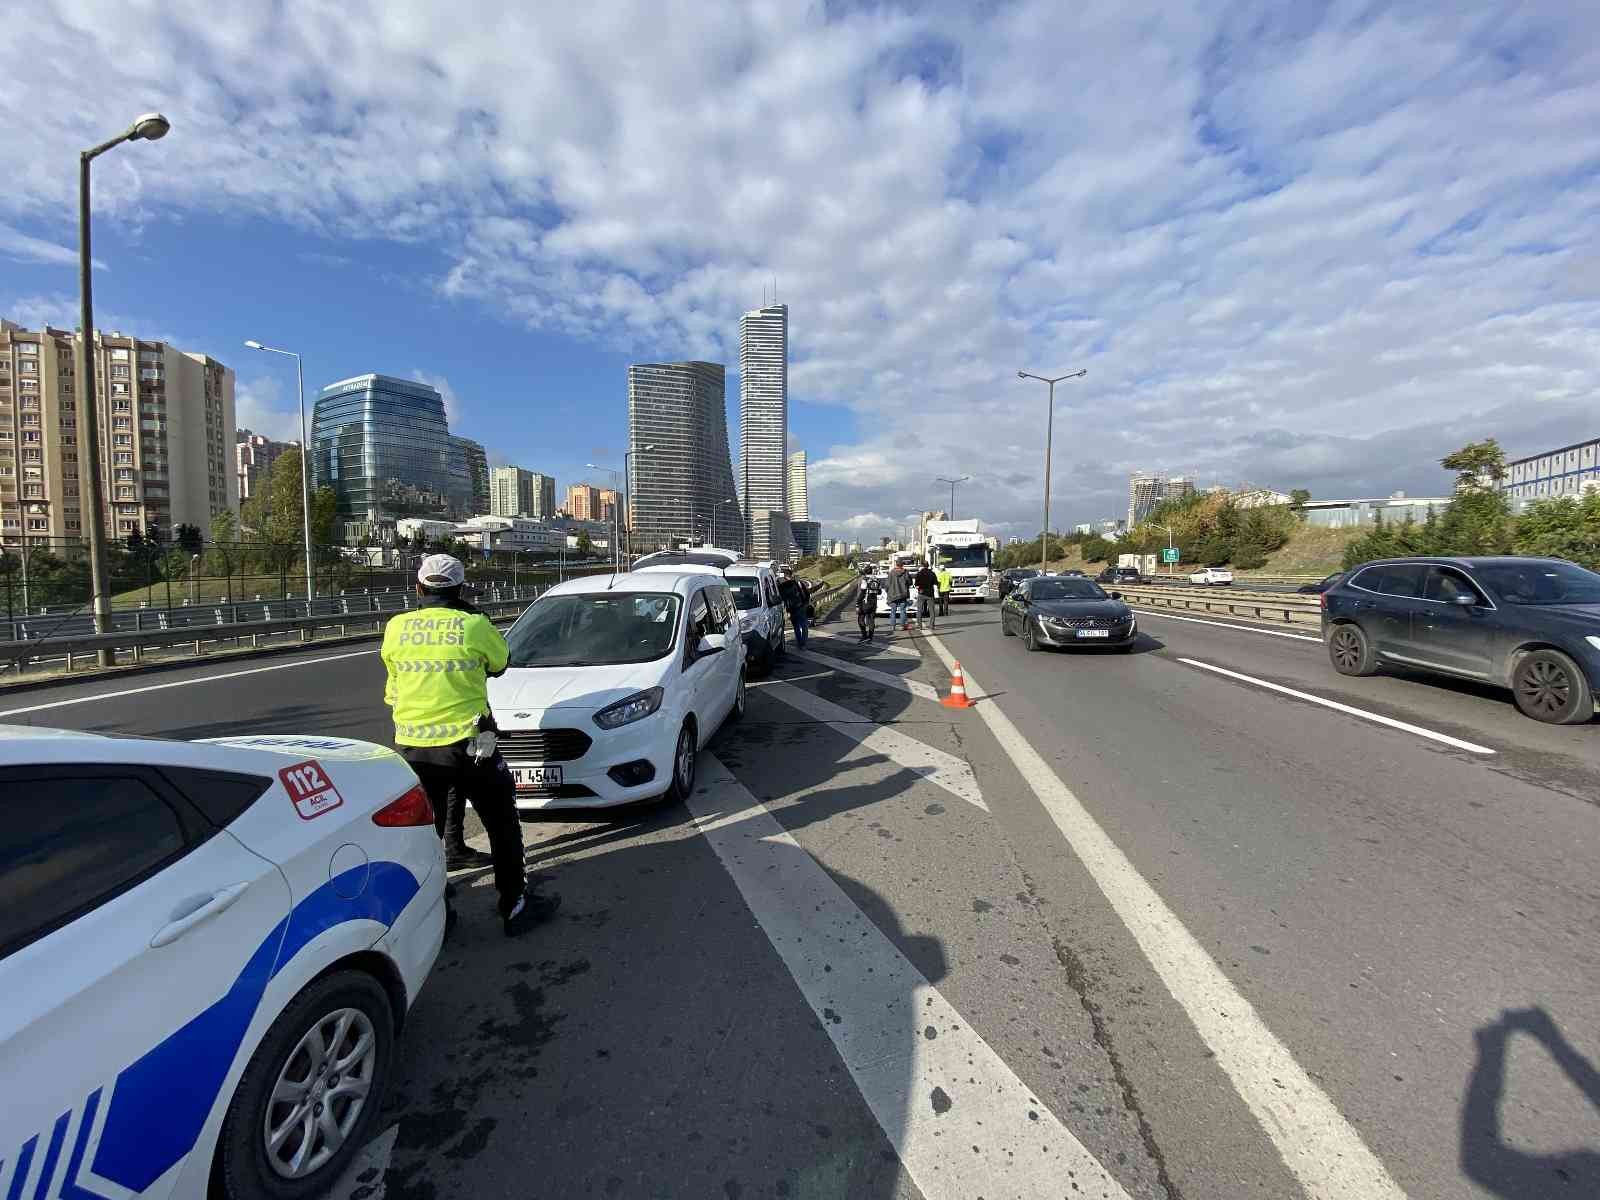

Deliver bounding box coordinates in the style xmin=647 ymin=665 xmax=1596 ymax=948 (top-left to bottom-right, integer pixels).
xmin=593 ymin=687 xmax=664 ymax=730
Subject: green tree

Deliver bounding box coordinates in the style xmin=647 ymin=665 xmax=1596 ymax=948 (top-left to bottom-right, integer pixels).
xmin=1441 ymin=438 xmax=1507 ymax=490
xmin=251 ymin=447 xmax=314 ymax=597
xmin=1289 ymin=488 xmax=1312 ymax=512
xmin=1513 ymin=494 xmax=1600 ymax=568
xmin=576 ymin=530 xmax=594 ymax=556
xmin=209 ymin=510 xmax=241 ymax=600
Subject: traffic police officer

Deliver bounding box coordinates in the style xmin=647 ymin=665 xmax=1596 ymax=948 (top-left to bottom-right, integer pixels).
xmin=382 ymin=553 xmax=559 ymax=936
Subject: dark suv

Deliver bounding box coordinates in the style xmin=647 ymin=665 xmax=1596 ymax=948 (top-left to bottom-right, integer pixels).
xmin=1320 ymin=556 xmax=1600 ymax=724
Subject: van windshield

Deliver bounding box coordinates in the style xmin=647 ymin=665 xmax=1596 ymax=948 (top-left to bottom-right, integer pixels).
xmin=506 ymin=592 xmax=681 ymax=666
xmin=726 ymin=576 xmax=762 ymax=610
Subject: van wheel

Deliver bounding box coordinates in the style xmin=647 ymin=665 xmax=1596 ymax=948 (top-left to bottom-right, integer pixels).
xmin=664 ymin=720 xmax=699 ymax=803
xmin=728 ymin=670 xmax=747 ymax=723
xmin=1512 ymin=650 xmax=1594 ymax=724
xmin=215 ymin=972 xmax=394 ymax=1200
xmin=1328 ymin=623 xmax=1377 ymax=676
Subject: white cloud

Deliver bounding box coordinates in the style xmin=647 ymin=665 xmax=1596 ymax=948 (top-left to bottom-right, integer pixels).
xmin=235 ymin=375 xmax=303 ymax=445
xmin=0 ymin=224 xmax=105 ymax=270
xmin=3 ymin=1 xmax=1598 ymax=533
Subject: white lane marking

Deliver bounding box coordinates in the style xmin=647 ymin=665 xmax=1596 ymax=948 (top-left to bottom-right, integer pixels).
xmin=759 ymin=678 xmax=986 ymax=811
xmin=1179 ymin=657 xmax=1496 ymax=755
xmin=1128 ymin=607 xmax=1323 ymax=643
xmin=690 ymin=755 xmax=1129 ymax=1200
xmin=328 ymin=1123 xmax=397 ymax=1199
xmin=921 ymin=633 xmax=1408 ymax=1199
xmin=0 ymin=649 xmax=379 ymax=718
xmin=795 ymin=647 xmax=941 ymax=703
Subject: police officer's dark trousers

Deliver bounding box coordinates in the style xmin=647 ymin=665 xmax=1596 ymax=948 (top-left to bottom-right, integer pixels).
xmin=401 ymin=741 xmax=525 ymax=916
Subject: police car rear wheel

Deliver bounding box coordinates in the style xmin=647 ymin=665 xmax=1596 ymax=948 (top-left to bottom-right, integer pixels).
xmin=216 ymin=971 xmax=395 ymax=1200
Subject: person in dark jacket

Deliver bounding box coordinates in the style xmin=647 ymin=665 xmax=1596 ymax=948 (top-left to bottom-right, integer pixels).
xmin=777 ymin=566 xmax=809 ymax=649
xmin=914 ymin=562 xmax=938 ymax=630
xmin=857 ymin=574 xmax=883 ymax=641
xmin=884 ymin=562 xmax=912 ymax=631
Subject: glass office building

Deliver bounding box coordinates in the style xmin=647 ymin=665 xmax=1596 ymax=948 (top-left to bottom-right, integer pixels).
xmin=311 ymin=374 xmax=457 ymax=529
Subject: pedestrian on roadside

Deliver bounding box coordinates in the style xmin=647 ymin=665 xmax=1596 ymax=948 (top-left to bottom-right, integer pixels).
xmin=935 ymin=562 xmax=953 ymax=616
xmin=857 ymin=573 xmax=883 ymax=641
xmin=914 ymin=560 xmax=939 ymax=630
xmin=884 ymin=560 xmax=912 ymax=631
xmin=381 ymin=554 xmax=560 ymax=937
xmin=777 ymin=566 xmax=810 ymax=649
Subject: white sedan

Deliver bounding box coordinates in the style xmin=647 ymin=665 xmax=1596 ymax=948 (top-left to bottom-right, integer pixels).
xmin=491 ymin=569 xmax=747 ymax=810
xmin=1189 ymin=566 xmax=1234 ymax=585
xmin=0 ymin=727 xmax=445 ymax=1200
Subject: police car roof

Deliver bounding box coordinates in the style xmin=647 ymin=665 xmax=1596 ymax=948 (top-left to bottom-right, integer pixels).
xmin=542 ymin=570 xmax=715 ymax=597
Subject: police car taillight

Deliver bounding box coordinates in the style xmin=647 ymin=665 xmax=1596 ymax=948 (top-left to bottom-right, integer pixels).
xmin=373 ymin=784 xmax=434 ymax=827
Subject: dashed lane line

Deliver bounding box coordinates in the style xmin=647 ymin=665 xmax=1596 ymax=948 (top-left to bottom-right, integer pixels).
xmin=1127 ymin=607 xmax=1323 ymax=643
xmin=793 ymin=647 xmax=941 ymax=703
xmin=689 ymin=755 xmax=1131 ymax=1200
xmin=1179 ymin=657 xmax=1496 ymax=755
xmin=921 ymin=633 xmax=1409 ymax=1200
xmin=0 ymin=649 xmax=379 ymax=718
xmin=758 ymin=678 xmax=986 ymax=811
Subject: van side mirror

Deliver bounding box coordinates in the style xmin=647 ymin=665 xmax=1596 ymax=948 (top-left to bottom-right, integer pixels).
xmin=697 ymin=632 xmax=726 ymax=656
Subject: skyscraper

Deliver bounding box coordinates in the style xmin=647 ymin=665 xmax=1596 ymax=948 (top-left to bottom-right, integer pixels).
xmin=628 ymin=361 xmax=742 ymax=552
xmin=787 ymin=449 xmax=809 ymax=521
xmin=311 ymin=374 xmax=453 ymax=532
xmin=490 ymin=466 xmax=534 ymax=518
xmin=1127 ymin=471 xmax=1197 ymax=527
xmin=739 ymin=303 xmax=787 ymax=554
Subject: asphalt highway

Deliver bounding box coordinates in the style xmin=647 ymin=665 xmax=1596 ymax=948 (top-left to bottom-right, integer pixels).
xmin=2 ymin=595 xmax=1594 ymax=1199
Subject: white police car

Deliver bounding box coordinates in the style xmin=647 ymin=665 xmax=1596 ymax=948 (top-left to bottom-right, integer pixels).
xmin=0 ymin=727 xmax=446 ymax=1199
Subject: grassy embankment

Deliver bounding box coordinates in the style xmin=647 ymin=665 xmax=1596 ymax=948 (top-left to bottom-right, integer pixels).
xmin=1037 ymin=524 xmax=1358 ymax=580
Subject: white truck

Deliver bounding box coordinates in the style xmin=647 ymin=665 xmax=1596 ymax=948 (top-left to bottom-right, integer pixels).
xmin=1118 ymin=552 xmax=1158 ymax=577
xmin=926 ymin=518 xmax=995 ymax=601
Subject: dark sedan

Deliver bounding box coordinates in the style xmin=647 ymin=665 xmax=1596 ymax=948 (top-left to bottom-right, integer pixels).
xmin=1001 ymin=576 xmax=1137 ymax=652
xmin=1321 ymin=556 xmax=1600 ymax=724
xmin=997 ymin=567 xmax=1040 ymax=599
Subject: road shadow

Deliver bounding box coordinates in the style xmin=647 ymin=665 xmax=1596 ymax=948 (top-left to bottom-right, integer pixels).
xmin=1376 ymin=666 xmax=1600 ymax=726
xmin=389 ymin=761 xmax=946 ymax=1199
xmin=1460 ymin=1007 xmax=1600 ymax=1196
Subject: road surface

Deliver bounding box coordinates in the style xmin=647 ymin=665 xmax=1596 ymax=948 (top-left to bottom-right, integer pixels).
xmin=3 ymin=595 xmax=1594 ymax=1199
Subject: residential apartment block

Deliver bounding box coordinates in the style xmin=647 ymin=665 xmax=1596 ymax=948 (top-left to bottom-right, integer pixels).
xmin=0 ymin=320 xmax=236 ymax=550
xmin=237 ymin=429 xmax=295 ymax=503
xmin=1502 ymin=438 xmax=1600 ymax=502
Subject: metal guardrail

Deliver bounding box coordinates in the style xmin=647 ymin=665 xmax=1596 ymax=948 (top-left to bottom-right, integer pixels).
xmin=1116 ymin=584 xmax=1323 ymax=628
xmin=0 ymin=588 xmax=546 ymax=677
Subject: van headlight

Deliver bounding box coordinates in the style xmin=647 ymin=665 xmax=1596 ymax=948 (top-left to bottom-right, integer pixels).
xmin=594 ymin=687 xmax=664 ymax=730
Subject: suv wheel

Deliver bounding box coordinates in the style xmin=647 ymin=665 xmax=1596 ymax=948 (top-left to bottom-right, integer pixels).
xmin=1512 ymin=650 xmax=1594 ymax=724
xmin=1328 ymin=623 xmax=1377 ymax=676
xmin=215 ymin=972 xmax=394 ymax=1200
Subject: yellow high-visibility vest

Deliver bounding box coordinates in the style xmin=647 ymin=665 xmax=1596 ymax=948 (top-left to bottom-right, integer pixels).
xmin=381 ymin=604 xmax=508 ymax=747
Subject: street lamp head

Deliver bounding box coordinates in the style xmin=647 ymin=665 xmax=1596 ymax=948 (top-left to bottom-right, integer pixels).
xmin=1017 ymin=371 xmax=1027 ymax=379
xmin=130 ymin=113 xmax=171 ymax=141
xmin=244 ymin=340 xmax=263 ymax=350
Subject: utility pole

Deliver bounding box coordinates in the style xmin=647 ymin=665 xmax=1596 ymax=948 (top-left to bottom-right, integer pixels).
xmin=1016 ymin=369 xmax=1087 ymax=572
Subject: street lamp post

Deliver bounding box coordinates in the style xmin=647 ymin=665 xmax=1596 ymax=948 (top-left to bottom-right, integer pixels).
xmin=936 ymin=475 xmax=970 ymax=520
xmin=1017 ymin=368 xmax=1087 ymax=573
xmin=188 ymin=553 xmax=200 ymax=603
xmin=79 ymin=112 xmax=171 ymax=664
xmin=244 ymin=340 xmax=315 ymax=604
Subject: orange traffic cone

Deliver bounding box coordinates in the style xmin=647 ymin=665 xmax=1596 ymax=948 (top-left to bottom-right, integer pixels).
xmin=942 ymin=661 xmax=974 ymax=709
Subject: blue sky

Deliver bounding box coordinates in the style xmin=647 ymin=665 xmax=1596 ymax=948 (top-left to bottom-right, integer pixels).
xmin=3 ymin=1 xmax=1598 ymax=544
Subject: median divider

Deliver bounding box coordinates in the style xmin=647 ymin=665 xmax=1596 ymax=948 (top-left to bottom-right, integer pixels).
xmin=1117 ymin=584 xmax=1322 ymax=629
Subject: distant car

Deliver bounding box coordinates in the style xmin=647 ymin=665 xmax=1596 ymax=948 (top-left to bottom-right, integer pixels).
xmin=1114 ymin=566 xmax=1143 ymax=585
xmin=494 ymin=570 xmax=748 ymax=808
xmin=1298 ymin=572 xmax=1346 ymax=594
xmin=1189 ymin=566 xmax=1233 ymax=585
xmin=1095 ymin=566 xmax=1117 ymax=583
xmin=1059 ymin=569 xmax=1087 ymax=577
xmin=1321 ymin=556 xmax=1600 ymax=724
xmin=998 ymin=568 xmax=1040 ymax=599
xmin=0 ymin=728 xmax=445 ymax=1200
xmin=1000 ymin=576 xmax=1137 ymax=652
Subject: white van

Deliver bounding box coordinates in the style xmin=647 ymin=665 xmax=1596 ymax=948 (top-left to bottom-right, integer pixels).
xmin=723 ymin=560 xmax=788 ymax=674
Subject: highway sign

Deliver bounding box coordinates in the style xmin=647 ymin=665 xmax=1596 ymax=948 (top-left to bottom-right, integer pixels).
xmin=1161 ymin=547 xmax=1180 ymax=563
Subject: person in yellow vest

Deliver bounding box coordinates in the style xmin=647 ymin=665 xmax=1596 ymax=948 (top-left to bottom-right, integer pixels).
xmin=382 ymin=553 xmax=559 ymax=936
xmin=935 ymin=563 xmax=953 ymax=617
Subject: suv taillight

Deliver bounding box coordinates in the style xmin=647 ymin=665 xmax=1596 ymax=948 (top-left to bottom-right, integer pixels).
xmin=373 ymin=784 xmax=434 ymax=827
xmin=1319 ymin=592 xmax=1328 ymax=611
